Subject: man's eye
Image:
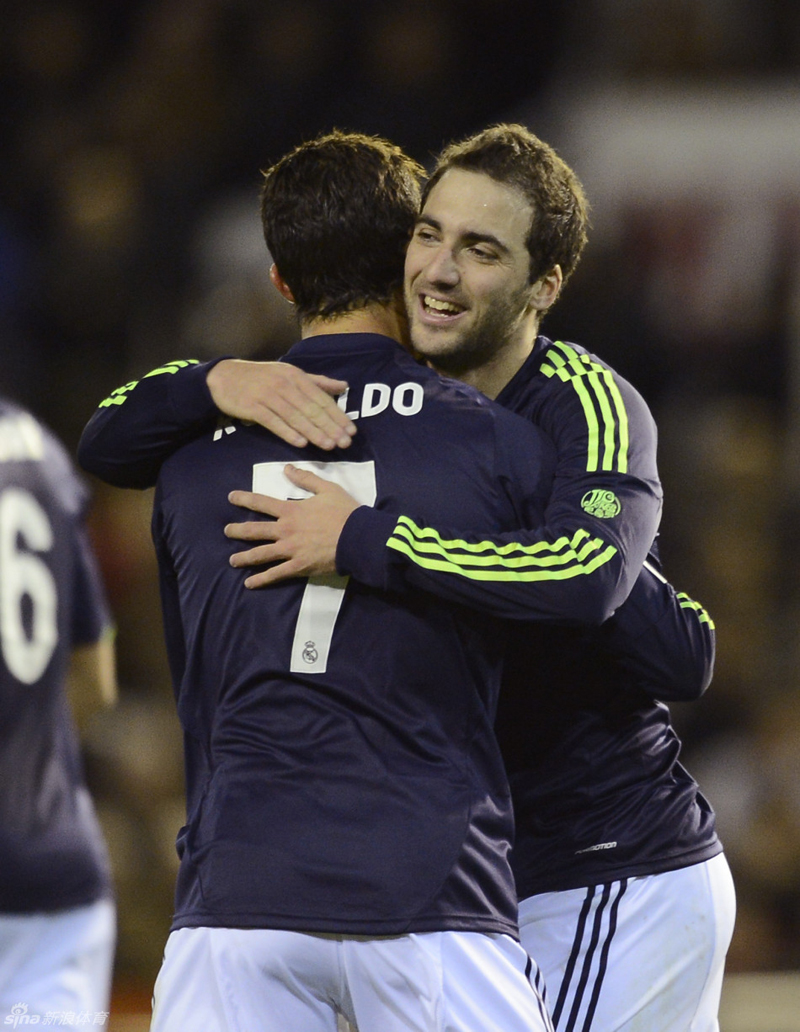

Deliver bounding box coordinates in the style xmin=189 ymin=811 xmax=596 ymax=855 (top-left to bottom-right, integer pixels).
xmin=470 ymin=247 xmax=494 ymax=260
xmin=415 ymin=228 xmax=437 ymax=242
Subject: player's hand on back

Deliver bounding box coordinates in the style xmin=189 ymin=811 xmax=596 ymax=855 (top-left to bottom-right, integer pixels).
xmin=225 ymin=465 xmax=360 ymax=587
xmin=207 ymin=359 xmax=357 ymax=450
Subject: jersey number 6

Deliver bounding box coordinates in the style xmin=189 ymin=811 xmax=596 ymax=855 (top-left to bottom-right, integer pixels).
xmin=0 ymin=488 xmax=58 ymax=685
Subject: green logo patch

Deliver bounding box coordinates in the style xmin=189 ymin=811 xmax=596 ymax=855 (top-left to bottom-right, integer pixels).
xmin=581 ymin=489 xmax=621 ymax=519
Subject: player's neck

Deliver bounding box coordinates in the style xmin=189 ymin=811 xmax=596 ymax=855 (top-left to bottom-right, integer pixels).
xmin=432 ymin=335 xmax=535 ymax=400
xmin=301 ymin=296 xmax=411 ymax=351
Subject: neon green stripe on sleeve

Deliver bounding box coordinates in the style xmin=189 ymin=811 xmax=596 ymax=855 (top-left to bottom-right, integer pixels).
xmin=596 ymin=364 xmax=630 ymax=473
xmin=97 ymin=360 xmax=201 ymax=409
xmin=570 ymin=374 xmax=603 ymax=472
xmin=559 ymin=342 xmax=629 ymax=472
xmin=541 ymin=351 xmax=602 ymax=471
xmin=387 ymin=516 xmax=618 ymax=582
xmin=541 ymin=342 xmax=630 ymax=473
xmin=98 ymin=381 xmax=139 ymax=408
xmin=677 ymin=593 xmax=716 ymax=630
xmin=391 ymin=517 xmax=594 ymax=557
xmin=143 ymin=359 xmax=200 ymax=378
xmin=586 ymin=368 xmax=618 ymax=471
xmin=387 ymin=539 xmax=617 ymax=581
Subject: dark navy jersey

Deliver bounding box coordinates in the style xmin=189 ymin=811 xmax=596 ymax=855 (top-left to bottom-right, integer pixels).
xmin=339 ymin=338 xmax=720 ymax=891
xmin=498 ymin=554 xmax=720 ymax=896
xmin=337 ymin=340 xmax=663 ymax=626
xmin=77 ymin=336 xmax=721 ymax=899
xmin=82 ymin=334 xmax=557 ymax=936
xmin=0 ymin=398 xmax=113 ymax=912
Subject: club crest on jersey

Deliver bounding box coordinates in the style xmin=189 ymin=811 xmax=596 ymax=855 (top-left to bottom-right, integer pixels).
xmin=301 ymin=641 xmax=319 ymax=665
xmin=580 ymin=489 xmax=621 ymax=519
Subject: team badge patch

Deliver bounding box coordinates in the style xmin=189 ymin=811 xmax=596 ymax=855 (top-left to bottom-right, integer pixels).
xmin=302 ymin=641 xmax=319 ymax=665
xmin=580 ymin=489 xmax=621 ymax=519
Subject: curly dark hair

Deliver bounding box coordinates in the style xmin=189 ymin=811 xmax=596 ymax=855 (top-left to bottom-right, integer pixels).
xmin=260 ymin=130 xmax=425 ymax=321
xmin=423 ymin=124 xmax=590 ymax=285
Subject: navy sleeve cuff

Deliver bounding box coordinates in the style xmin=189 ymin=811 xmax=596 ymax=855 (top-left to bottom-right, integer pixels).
xmin=167 ymin=358 xmax=228 ymax=424
xmin=336 ymin=507 xmax=406 ymax=589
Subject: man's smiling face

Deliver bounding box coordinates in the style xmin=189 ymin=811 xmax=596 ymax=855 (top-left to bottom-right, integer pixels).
xmin=404 ymin=167 xmax=540 ymax=377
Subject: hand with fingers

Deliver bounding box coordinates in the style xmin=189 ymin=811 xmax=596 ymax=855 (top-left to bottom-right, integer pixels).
xmin=225 ymin=465 xmax=360 ymax=587
xmin=207 ymin=360 xmax=357 ymax=450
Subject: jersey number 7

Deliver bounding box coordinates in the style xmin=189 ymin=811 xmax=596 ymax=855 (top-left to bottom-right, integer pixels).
xmin=251 ymin=461 xmax=377 ymax=675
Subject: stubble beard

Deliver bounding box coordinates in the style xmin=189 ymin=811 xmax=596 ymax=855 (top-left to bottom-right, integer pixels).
xmin=409 ymin=290 xmax=531 ymax=380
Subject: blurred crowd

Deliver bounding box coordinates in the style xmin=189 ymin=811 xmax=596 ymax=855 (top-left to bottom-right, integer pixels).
xmin=2 ymin=0 xmax=800 ymax=991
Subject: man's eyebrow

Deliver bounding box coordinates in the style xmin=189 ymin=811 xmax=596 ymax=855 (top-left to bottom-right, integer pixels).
xmin=461 ymin=230 xmax=510 ymax=255
xmin=415 ymin=215 xmax=511 ymax=255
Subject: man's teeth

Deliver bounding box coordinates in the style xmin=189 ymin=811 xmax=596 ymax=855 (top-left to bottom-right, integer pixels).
xmin=424 ymin=295 xmax=461 ymax=314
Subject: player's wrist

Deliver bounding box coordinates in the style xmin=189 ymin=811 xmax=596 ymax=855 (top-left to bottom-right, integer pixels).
xmin=336 ymin=507 xmax=401 ymax=587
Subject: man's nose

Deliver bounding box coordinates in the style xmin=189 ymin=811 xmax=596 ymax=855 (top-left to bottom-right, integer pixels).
xmin=424 ymin=246 xmax=459 ymax=286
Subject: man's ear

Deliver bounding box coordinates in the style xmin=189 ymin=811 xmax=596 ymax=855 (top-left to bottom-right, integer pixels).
xmin=269 ymin=263 xmax=296 ymax=304
xmin=529 ymin=264 xmax=563 ymax=313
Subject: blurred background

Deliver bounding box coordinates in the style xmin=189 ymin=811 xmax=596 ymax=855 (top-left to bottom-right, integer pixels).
xmin=2 ymin=0 xmax=800 ymax=1021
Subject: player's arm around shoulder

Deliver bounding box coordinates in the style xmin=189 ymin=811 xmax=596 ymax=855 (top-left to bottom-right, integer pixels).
xmin=78 ymin=359 xmax=220 ymax=488
xmin=223 ymin=348 xmax=661 ymax=625
xmin=78 ymin=358 xmax=356 ymax=489
xmin=331 ymin=362 xmax=658 ymax=625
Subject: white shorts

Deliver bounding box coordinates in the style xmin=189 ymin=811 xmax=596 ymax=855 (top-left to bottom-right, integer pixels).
xmin=150 ymin=927 xmax=554 ymax=1032
xmin=518 ymin=853 xmax=736 ymax=1032
xmin=0 ymin=898 xmax=116 ymax=1018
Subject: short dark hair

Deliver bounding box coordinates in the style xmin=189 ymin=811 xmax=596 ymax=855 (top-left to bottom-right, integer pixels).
xmin=260 ymin=130 xmax=425 ymax=320
xmin=423 ymin=124 xmax=589 ymax=285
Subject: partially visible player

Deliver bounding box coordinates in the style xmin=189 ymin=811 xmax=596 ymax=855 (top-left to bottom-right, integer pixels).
xmin=0 ymin=395 xmax=116 ymax=1015
xmin=80 ymin=131 xmax=556 ymax=1032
